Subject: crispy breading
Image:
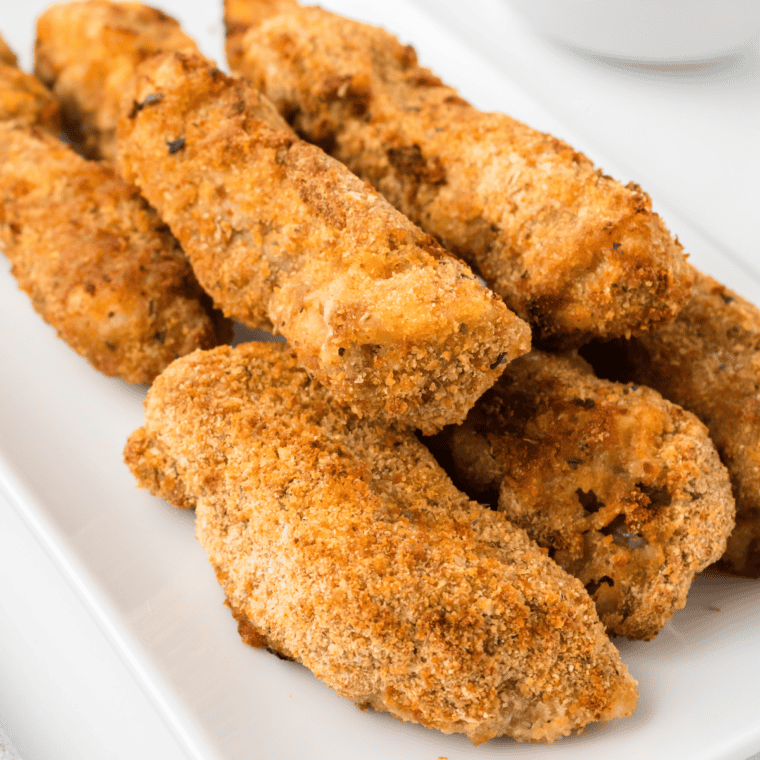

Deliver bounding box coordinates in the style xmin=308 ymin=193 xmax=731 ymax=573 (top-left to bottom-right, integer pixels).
xmin=34 ymin=0 xmax=199 ymax=159
xmin=225 ymin=1 xmax=693 ymax=348
xmin=124 ymin=341 xmax=638 ymax=744
xmin=0 ymin=43 xmax=61 ymax=131
xmin=117 ymin=51 xmax=530 ymax=432
xmin=582 ymin=268 xmax=760 ymax=578
xmin=0 ymin=123 xmax=230 ymax=383
xmin=223 ymin=0 xmax=296 ymax=67
xmin=0 ymin=34 xmax=18 ymax=67
xmin=433 ymin=351 xmax=735 ymax=640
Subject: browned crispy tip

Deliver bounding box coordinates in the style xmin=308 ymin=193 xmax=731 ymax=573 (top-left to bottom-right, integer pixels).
xmin=227 ymin=2 xmax=693 ymax=347
xmin=435 ymin=350 xmax=735 ymax=640
xmin=0 ymin=33 xmax=18 ymax=67
xmin=123 ymin=426 xmax=196 ymax=509
xmin=116 ymin=51 xmax=530 ymax=432
xmin=125 ymin=341 xmax=638 ymax=744
xmin=0 ymin=58 xmax=62 ymax=132
xmin=0 ymin=124 xmax=231 ymax=384
xmin=581 ymin=267 xmax=760 ymax=578
xmin=34 ymin=0 xmax=200 ymax=159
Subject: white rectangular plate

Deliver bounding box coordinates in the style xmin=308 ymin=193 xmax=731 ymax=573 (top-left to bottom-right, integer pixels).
xmin=1 ymin=1 xmax=759 ymax=759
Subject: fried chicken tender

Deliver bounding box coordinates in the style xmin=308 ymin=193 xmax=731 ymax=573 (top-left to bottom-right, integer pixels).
xmin=0 ymin=37 xmax=61 ymax=131
xmin=124 ymin=341 xmax=637 ymax=744
xmin=0 ymin=34 xmax=18 ymax=67
xmin=34 ymin=0 xmax=200 ymax=159
xmin=117 ymin=52 xmax=530 ymax=432
xmin=433 ymin=351 xmax=735 ymax=640
xmin=224 ymin=1 xmax=693 ymax=348
xmin=582 ymin=269 xmax=760 ymax=578
xmin=0 ymin=123 xmax=230 ymax=383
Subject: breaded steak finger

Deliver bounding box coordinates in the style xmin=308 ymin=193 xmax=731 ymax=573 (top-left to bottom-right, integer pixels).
xmin=224 ymin=0 xmax=693 ymax=348
xmin=434 ymin=351 xmax=735 ymax=640
xmin=0 ymin=124 xmax=230 ymax=384
xmin=582 ymin=269 xmax=760 ymax=578
xmin=124 ymin=341 xmax=637 ymax=744
xmin=117 ymin=52 xmax=530 ymax=432
xmin=35 ymin=0 xmax=200 ymax=159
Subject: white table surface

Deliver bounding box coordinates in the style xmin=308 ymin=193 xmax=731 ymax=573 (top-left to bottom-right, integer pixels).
xmin=1 ymin=1 xmax=758 ymax=759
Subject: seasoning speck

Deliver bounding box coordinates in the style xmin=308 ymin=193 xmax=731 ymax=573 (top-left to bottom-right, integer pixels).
xmin=141 ymin=92 xmax=163 ymax=107
xmin=167 ymin=137 xmax=185 ymax=154
xmin=566 ymin=458 xmax=583 ymax=470
xmin=129 ymin=92 xmax=163 ymax=117
xmin=489 ymin=352 xmax=506 ymax=370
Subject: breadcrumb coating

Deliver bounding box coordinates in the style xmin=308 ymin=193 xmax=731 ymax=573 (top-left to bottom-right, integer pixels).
xmin=117 ymin=51 xmax=530 ymax=432
xmin=0 ymin=123 xmax=230 ymax=383
xmin=224 ymin=1 xmax=693 ymax=348
xmin=0 ymin=46 xmax=61 ymax=131
xmin=582 ymin=269 xmax=760 ymax=578
xmin=34 ymin=0 xmax=200 ymax=159
xmin=124 ymin=342 xmax=637 ymax=744
xmin=434 ymin=351 xmax=735 ymax=640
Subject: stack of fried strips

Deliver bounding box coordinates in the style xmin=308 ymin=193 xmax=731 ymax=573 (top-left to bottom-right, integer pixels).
xmin=223 ymin=0 xmax=757 ymax=580
xmin=0 ymin=0 xmax=753 ymax=746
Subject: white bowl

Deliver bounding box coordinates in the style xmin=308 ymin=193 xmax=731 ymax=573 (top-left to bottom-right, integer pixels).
xmin=506 ymin=0 xmax=760 ymax=61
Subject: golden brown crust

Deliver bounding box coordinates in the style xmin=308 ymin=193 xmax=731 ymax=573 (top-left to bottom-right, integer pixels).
xmin=437 ymin=351 xmax=735 ymax=639
xmin=117 ymin=52 xmax=530 ymax=432
xmin=0 ymin=124 xmax=230 ymax=383
xmin=226 ymin=2 xmax=693 ymax=347
xmin=582 ymin=269 xmax=760 ymax=577
xmin=0 ymin=60 xmax=62 ymax=132
xmin=124 ymin=341 xmax=637 ymax=744
xmin=223 ymin=0 xmax=296 ymax=70
xmin=34 ymin=0 xmax=199 ymax=159
xmin=0 ymin=34 xmax=18 ymax=67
